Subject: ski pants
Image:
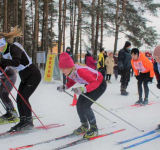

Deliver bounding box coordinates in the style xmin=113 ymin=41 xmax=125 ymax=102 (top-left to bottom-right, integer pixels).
xmin=120 ymin=69 xmax=130 ymax=88
xmin=0 ymin=68 xmax=17 ymax=111
xmin=137 ymin=72 xmax=150 ymax=99
xmin=76 ymin=78 xmax=106 ymax=125
xmin=17 ymin=66 xmax=41 ymax=118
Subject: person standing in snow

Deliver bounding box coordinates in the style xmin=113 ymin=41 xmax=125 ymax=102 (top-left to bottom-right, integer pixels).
xmin=153 ymin=45 xmax=160 ymax=130
xmin=57 ymin=52 xmax=106 ymax=139
xmin=63 ymin=47 xmax=74 ymax=84
xmin=97 ymin=48 xmax=105 ymax=78
xmin=0 ymin=66 xmax=18 ymax=123
xmin=84 ymin=49 xmax=97 ymax=70
xmin=145 ymin=52 xmax=154 ymax=63
xmin=0 ymin=27 xmax=41 ymax=131
xmin=113 ymin=52 xmax=118 ymax=80
xmin=118 ymin=41 xmax=132 ymax=95
xmin=105 ymin=52 xmax=115 ymax=83
xmin=131 ymin=48 xmax=154 ymax=105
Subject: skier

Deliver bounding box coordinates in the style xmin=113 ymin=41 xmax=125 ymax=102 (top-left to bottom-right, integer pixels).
xmin=153 ymin=45 xmax=160 ymax=130
xmin=57 ymin=52 xmax=106 ymax=138
xmin=131 ymin=48 xmax=154 ymax=105
xmin=0 ymin=27 xmax=41 ymax=131
xmin=0 ymin=66 xmax=18 ymax=123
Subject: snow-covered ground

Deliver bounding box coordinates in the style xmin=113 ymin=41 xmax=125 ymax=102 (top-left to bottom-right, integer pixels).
xmin=1 ymin=74 xmax=160 ymax=150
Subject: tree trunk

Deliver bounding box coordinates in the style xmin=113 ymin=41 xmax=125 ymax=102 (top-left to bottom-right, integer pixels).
xmin=100 ymin=0 xmax=104 ymax=49
xmin=113 ymin=0 xmax=125 ymax=54
xmin=95 ymin=0 xmax=100 ymax=56
xmin=3 ymin=0 xmax=7 ymax=32
xmin=21 ymin=0 xmax=25 ymax=47
xmin=58 ymin=0 xmax=62 ymax=56
xmin=91 ymin=0 xmax=95 ymax=52
xmin=75 ymin=0 xmax=82 ymax=62
xmin=33 ymin=0 xmax=39 ymax=64
xmin=15 ymin=0 xmax=18 ymax=26
xmin=44 ymin=0 xmax=49 ymax=52
xmin=63 ymin=0 xmax=67 ymax=52
xmin=50 ymin=0 xmax=54 ymax=53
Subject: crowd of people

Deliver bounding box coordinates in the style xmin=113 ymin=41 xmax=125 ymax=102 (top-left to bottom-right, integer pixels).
xmin=0 ymin=27 xmax=160 ymax=139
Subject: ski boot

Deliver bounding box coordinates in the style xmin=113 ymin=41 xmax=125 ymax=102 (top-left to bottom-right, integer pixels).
xmin=73 ymin=122 xmax=89 ymax=135
xmin=0 ymin=109 xmax=18 ymax=123
xmin=10 ymin=116 xmax=34 ymax=132
xmin=135 ymin=98 xmax=142 ymax=105
xmin=155 ymin=124 xmax=160 ymax=132
xmin=83 ymin=124 xmax=98 ymax=139
xmin=141 ymin=98 xmax=148 ymax=105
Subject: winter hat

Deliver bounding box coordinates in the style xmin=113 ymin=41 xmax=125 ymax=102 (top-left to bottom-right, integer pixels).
xmin=131 ymin=48 xmax=139 ymax=55
xmin=100 ymin=48 xmax=104 ymax=52
xmin=124 ymin=41 xmax=131 ymax=48
xmin=153 ymin=45 xmax=160 ymax=57
xmin=0 ymin=38 xmax=7 ymax=48
xmin=59 ymin=52 xmax=74 ymax=69
xmin=87 ymin=50 xmax=93 ymax=55
xmin=66 ymin=47 xmax=71 ymax=51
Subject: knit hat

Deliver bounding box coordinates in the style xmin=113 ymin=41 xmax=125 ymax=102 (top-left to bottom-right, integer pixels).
xmin=124 ymin=41 xmax=131 ymax=48
xmin=131 ymin=48 xmax=139 ymax=55
xmin=153 ymin=45 xmax=160 ymax=57
xmin=59 ymin=52 xmax=74 ymax=69
xmin=0 ymin=38 xmax=7 ymax=48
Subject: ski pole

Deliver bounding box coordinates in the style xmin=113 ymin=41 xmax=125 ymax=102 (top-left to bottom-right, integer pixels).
xmin=149 ymin=89 xmax=159 ymax=98
xmin=71 ymin=89 xmax=144 ymax=132
xmin=0 ymin=67 xmax=47 ymax=130
xmin=64 ymin=91 xmax=116 ymax=123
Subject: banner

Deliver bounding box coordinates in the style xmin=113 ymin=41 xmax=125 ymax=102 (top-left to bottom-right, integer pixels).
xmin=44 ymin=54 xmax=55 ymax=82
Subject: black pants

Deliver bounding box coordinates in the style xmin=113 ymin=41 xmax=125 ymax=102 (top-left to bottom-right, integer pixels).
xmin=114 ymin=67 xmax=118 ymax=79
xmin=76 ymin=79 xmax=106 ymax=125
xmin=137 ymin=72 xmax=149 ymax=99
xmin=120 ymin=70 xmax=130 ymax=88
xmin=98 ymin=68 xmax=105 ymax=78
xmin=106 ymin=74 xmax=111 ymax=81
xmin=17 ymin=65 xmax=41 ymax=118
xmin=0 ymin=68 xmax=17 ymax=111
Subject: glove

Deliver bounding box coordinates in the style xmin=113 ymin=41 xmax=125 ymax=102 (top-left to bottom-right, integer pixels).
xmin=135 ymin=76 xmax=139 ymax=80
xmin=73 ymin=87 xmax=87 ymax=95
xmin=148 ymin=77 xmax=153 ymax=83
xmin=57 ymin=85 xmax=67 ymax=92
xmin=157 ymin=84 xmax=160 ymax=89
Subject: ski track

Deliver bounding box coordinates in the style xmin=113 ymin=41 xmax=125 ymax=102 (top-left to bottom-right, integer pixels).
xmin=1 ymin=75 xmax=160 ymax=150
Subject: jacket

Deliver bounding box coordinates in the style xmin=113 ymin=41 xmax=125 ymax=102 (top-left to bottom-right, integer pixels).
xmin=131 ymin=52 xmax=154 ymax=78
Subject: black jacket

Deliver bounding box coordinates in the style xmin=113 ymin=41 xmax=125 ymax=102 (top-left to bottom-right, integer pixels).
xmin=1 ymin=43 xmax=40 ymax=82
xmin=118 ymin=47 xmax=132 ymax=70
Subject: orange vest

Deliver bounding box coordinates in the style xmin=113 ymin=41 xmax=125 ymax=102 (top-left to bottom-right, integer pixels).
xmin=131 ymin=52 xmax=154 ymax=78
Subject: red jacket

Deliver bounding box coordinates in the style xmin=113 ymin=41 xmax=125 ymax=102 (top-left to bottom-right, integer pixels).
xmin=86 ymin=56 xmax=97 ymax=69
xmin=66 ymin=65 xmax=103 ymax=92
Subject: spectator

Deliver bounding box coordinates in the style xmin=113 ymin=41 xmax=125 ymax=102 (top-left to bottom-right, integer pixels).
xmin=113 ymin=52 xmax=118 ymax=80
xmin=118 ymin=41 xmax=132 ymax=96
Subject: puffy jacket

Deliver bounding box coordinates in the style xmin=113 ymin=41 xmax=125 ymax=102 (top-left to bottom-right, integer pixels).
xmin=85 ymin=56 xmax=97 ymax=70
xmin=118 ymin=47 xmax=132 ymax=70
xmin=131 ymin=52 xmax=154 ymax=78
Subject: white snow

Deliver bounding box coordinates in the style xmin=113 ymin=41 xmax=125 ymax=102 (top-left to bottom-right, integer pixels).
xmin=1 ymin=75 xmax=160 ymax=150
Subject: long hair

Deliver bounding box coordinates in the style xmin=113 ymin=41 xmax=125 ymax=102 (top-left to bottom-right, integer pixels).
xmin=0 ymin=26 xmax=22 ymax=43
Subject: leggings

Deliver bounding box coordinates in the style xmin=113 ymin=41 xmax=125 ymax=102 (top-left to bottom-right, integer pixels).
xmin=76 ymin=79 xmax=106 ymax=125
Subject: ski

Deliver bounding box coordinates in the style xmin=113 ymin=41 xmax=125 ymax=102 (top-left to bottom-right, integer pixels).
xmin=0 ymin=123 xmax=64 ymax=139
xmin=123 ymin=134 xmax=160 ymax=149
xmin=111 ymin=101 xmax=159 ymax=111
xmin=9 ymin=128 xmax=104 ymax=150
xmin=116 ymin=130 xmax=156 ymax=144
xmin=52 ymin=129 xmax=125 ymax=150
